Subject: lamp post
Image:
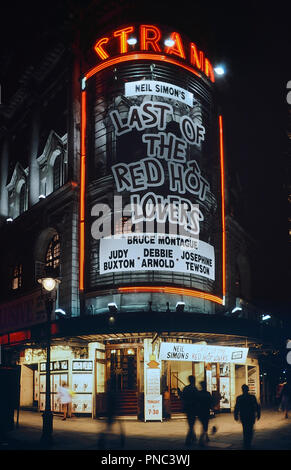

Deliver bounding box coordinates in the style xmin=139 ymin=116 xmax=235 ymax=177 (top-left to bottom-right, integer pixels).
xmin=38 ymin=272 xmax=60 ymax=445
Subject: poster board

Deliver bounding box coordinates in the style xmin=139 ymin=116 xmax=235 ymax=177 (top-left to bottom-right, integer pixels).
xmin=145 ymin=395 xmax=162 ymax=422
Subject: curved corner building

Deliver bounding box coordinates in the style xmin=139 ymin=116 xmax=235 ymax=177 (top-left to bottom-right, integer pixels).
xmin=0 ymin=20 xmax=286 ymax=420
xmin=78 ymin=24 xmax=248 ymax=417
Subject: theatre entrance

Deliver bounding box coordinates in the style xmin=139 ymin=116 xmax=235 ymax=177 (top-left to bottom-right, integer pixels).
xmin=105 ymin=345 xmax=140 ymax=415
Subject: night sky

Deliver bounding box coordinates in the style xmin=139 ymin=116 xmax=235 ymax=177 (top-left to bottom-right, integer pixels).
xmin=0 ymin=1 xmax=290 ymax=315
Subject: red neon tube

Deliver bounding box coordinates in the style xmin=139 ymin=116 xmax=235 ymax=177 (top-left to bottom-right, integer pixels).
xmin=79 ymin=90 xmax=86 ymax=291
xmin=118 ymin=286 xmax=223 ymax=305
xmin=85 ymin=53 xmax=201 ymax=80
xmin=219 ymin=115 xmax=226 ymax=300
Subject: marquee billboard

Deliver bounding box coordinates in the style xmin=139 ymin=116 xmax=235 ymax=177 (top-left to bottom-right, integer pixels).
xmin=80 ymin=24 xmax=226 ymax=305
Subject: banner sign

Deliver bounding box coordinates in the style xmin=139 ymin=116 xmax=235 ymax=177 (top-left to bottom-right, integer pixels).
xmin=125 ymin=80 xmax=194 ymax=107
xmin=159 ymin=342 xmax=249 ymax=364
xmin=99 ymin=233 xmax=215 ymax=280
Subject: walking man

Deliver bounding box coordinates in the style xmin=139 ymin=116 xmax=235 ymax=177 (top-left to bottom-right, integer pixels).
xmin=180 ymin=375 xmax=199 ymax=446
xmin=197 ymin=381 xmax=214 ymax=446
xmin=234 ymin=384 xmax=260 ymax=449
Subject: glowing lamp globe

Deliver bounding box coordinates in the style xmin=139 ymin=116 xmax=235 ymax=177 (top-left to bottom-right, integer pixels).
xmin=41 ymin=277 xmax=57 ymax=292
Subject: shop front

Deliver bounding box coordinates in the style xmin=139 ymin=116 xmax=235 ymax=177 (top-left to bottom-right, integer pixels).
xmin=19 ymin=332 xmax=260 ymax=420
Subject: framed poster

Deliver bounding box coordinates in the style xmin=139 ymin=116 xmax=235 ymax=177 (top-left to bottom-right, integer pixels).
xmin=211 ymin=364 xmax=217 ymax=375
xmin=60 ymin=360 xmax=68 ymax=370
xmin=72 ymin=395 xmax=92 ymax=413
xmin=72 ymin=373 xmax=93 ymax=393
xmin=60 ymin=373 xmax=68 ymax=386
xmin=40 ymin=374 xmax=46 ymax=392
xmin=83 ymin=361 xmax=93 ymax=371
xmin=220 ymin=377 xmax=230 ymax=409
xmin=72 ymin=360 xmax=93 ymax=371
xmin=52 ymin=374 xmax=60 ymax=393
xmin=219 ymin=363 xmax=230 ymax=377
xmin=34 ymin=373 xmax=39 ymax=401
xmin=53 ymin=361 xmax=60 ymax=371
xmin=39 ymin=393 xmax=52 ymax=411
xmin=206 ymin=369 xmax=212 ymax=393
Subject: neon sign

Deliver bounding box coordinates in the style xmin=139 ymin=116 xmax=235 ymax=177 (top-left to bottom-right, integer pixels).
xmin=79 ymin=25 xmax=226 ymax=307
xmin=93 ymin=24 xmax=215 ymax=83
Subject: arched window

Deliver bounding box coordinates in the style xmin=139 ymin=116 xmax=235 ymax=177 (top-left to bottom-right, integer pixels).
xmin=12 ymin=264 xmax=22 ymax=290
xmin=19 ymin=183 xmax=26 ymax=214
xmin=53 ymin=154 xmax=63 ymax=191
xmin=45 ymin=233 xmax=60 ymax=269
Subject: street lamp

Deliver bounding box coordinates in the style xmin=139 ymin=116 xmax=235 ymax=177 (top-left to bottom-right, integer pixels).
xmin=38 ymin=269 xmax=60 ymax=445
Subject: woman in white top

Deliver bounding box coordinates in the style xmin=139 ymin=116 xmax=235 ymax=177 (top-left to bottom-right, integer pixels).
xmin=57 ymin=382 xmax=72 ymax=420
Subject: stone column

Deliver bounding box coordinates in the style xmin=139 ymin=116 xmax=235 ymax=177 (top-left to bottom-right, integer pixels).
xmin=28 ymin=106 xmax=40 ymax=206
xmin=0 ymin=139 xmax=9 ymax=217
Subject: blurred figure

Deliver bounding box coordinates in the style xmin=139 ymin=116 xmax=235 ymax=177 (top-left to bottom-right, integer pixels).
xmin=197 ymin=381 xmax=214 ymax=446
xmin=211 ymin=389 xmax=221 ymax=412
xmin=276 ymin=382 xmax=285 ymax=411
xmin=98 ymin=380 xmax=125 ymax=449
xmin=180 ymin=375 xmax=199 ymax=446
xmin=280 ymin=382 xmax=291 ymax=418
xmin=234 ymin=384 xmax=261 ymax=449
xmin=163 ymin=386 xmax=171 ymax=420
xmin=57 ymin=382 xmax=72 ymax=420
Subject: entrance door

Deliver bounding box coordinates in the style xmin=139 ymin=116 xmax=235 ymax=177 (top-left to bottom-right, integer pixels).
xmin=107 ymin=348 xmax=137 ymax=391
xmin=106 ymin=347 xmax=138 ymax=415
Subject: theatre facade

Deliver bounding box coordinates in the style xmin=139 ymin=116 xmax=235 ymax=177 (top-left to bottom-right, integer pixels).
xmin=0 ymin=20 xmax=286 ymax=419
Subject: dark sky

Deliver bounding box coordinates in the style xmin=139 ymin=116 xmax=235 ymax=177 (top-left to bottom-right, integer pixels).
xmin=0 ymin=0 xmax=290 ymax=314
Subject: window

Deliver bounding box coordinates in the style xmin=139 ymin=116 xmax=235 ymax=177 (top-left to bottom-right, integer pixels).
xmin=45 ymin=234 xmax=60 ymax=269
xmin=19 ymin=183 xmax=26 ymax=214
xmin=53 ymin=155 xmax=63 ymax=191
xmin=12 ymin=264 xmax=22 ymax=290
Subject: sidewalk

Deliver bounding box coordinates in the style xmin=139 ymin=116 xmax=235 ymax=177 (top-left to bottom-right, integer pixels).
xmin=2 ymin=408 xmax=291 ymax=451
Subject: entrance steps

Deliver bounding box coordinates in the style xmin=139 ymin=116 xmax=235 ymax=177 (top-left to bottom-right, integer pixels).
xmin=170 ymin=393 xmax=183 ymax=413
xmin=114 ymin=390 xmax=138 ymax=415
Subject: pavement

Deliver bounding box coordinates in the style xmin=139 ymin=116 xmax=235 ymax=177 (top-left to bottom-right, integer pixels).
xmin=1 ymin=407 xmax=291 ymax=453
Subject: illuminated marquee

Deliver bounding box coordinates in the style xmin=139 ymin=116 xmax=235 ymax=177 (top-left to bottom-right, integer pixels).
xmin=79 ymin=23 xmax=226 ymax=307
xmin=93 ymin=24 xmax=215 ymax=83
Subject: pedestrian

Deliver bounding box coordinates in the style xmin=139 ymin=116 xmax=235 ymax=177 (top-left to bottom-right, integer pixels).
xmin=234 ymin=384 xmax=261 ymax=449
xmin=280 ymin=382 xmax=291 ymax=419
xmin=98 ymin=380 xmax=125 ymax=449
xmin=276 ymin=382 xmax=285 ymax=411
xmin=180 ymin=375 xmax=199 ymax=446
xmin=57 ymin=381 xmax=72 ymax=420
xmin=197 ymin=381 xmax=214 ymax=446
xmin=163 ymin=386 xmax=171 ymax=420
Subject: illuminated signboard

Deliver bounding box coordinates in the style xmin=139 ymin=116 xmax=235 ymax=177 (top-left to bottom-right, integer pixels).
xmin=90 ymin=24 xmax=215 ymax=83
xmin=80 ymin=24 xmax=226 ymax=305
xmin=159 ymin=343 xmax=249 ymax=364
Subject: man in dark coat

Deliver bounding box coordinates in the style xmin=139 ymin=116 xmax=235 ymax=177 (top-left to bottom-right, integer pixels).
xmin=234 ymin=384 xmax=261 ymax=449
xmin=180 ymin=375 xmax=199 ymax=446
xmin=197 ymin=380 xmax=214 ymax=446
